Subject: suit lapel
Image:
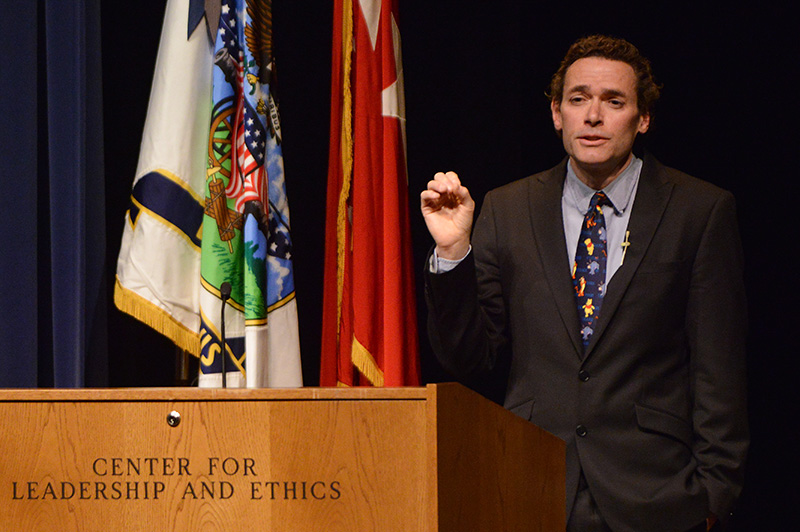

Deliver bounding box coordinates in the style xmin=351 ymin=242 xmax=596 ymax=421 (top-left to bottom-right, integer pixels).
xmin=528 ymin=160 xmax=584 ymax=358
xmin=583 ymin=154 xmax=674 ymax=357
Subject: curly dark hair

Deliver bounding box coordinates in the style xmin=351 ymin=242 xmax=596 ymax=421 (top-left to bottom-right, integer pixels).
xmin=548 ymin=35 xmax=661 ymax=117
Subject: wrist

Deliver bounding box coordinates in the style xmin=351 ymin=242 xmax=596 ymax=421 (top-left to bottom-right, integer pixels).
xmin=435 ymin=241 xmax=471 ymax=261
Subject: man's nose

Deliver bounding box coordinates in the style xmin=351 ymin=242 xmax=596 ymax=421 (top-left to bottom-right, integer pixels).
xmin=585 ymin=99 xmax=602 ymax=126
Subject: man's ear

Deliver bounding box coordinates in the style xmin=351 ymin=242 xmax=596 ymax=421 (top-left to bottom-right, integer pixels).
xmin=638 ymin=112 xmax=651 ymax=134
xmin=551 ymin=99 xmax=563 ymax=131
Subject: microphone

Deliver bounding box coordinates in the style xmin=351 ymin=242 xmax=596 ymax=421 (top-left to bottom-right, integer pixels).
xmin=220 ymin=282 xmax=232 ymax=388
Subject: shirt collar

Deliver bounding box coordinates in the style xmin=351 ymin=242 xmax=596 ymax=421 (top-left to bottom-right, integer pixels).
xmin=564 ymin=156 xmax=642 ymax=216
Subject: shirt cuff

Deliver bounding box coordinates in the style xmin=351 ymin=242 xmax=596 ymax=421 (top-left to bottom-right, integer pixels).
xmin=429 ymin=246 xmax=472 ymax=274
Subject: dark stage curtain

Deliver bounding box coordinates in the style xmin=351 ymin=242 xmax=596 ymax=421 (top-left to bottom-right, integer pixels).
xmin=0 ymin=0 xmax=107 ymax=388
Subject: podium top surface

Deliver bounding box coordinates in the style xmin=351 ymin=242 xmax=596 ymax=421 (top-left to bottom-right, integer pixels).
xmin=0 ymin=385 xmax=435 ymax=402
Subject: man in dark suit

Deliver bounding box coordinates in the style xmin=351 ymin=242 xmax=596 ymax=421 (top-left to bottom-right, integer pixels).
xmin=421 ymin=35 xmax=747 ymax=532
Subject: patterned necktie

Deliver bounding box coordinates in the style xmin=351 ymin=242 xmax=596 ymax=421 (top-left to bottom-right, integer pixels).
xmin=572 ymin=191 xmax=613 ymax=350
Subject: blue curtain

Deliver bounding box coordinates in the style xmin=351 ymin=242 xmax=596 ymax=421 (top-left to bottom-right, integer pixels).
xmin=0 ymin=0 xmax=107 ymax=387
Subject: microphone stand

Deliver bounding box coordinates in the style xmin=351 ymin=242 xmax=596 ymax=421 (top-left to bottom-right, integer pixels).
xmin=220 ymin=282 xmax=231 ymax=388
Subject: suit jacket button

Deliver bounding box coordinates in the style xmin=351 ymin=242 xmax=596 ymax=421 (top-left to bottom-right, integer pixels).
xmin=576 ymin=425 xmax=587 ymax=437
xmin=578 ymin=370 xmax=590 ymax=382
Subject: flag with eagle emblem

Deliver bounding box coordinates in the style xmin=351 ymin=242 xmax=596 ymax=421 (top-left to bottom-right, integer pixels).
xmin=320 ymin=0 xmax=420 ymax=386
xmin=114 ymin=0 xmax=302 ymax=388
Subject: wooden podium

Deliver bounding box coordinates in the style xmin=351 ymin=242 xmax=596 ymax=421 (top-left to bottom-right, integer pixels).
xmin=0 ymin=383 xmax=564 ymax=531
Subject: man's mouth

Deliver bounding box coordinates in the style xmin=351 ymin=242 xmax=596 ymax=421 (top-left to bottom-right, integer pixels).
xmin=578 ymin=135 xmax=608 ymax=145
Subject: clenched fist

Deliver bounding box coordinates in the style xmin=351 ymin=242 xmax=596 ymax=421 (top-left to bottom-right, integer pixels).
xmin=420 ymin=171 xmax=475 ymax=260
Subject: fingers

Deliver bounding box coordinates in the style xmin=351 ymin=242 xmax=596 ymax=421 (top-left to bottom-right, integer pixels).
xmin=430 ymin=171 xmax=462 ymax=195
xmin=419 ymin=188 xmax=442 ymax=213
xmin=427 ymin=171 xmax=471 ymax=201
xmin=421 ymin=171 xmax=475 ymax=215
xmin=422 ymin=171 xmax=454 ymax=208
xmin=420 ymin=187 xmax=440 ymax=204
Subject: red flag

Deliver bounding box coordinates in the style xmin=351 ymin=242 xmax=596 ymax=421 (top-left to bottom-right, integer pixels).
xmin=321 ymin=0 xmax=419 ymax=386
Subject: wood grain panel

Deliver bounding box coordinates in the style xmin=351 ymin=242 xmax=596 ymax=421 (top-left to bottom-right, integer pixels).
xmin=432 ymin=383 xmax=566 ymax=532
xmin=0 ymin=385 xmax=564 ymax=531
xmin=0 ymin=390 xmax=427 ymax=531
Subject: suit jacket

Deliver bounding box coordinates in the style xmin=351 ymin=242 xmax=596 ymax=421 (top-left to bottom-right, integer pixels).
xmin=425 ymin=154 xmax=748 ymax=532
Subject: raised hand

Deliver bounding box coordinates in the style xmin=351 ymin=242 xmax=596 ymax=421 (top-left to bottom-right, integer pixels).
xmin=420 ymin=171 xmax=475 ymax=260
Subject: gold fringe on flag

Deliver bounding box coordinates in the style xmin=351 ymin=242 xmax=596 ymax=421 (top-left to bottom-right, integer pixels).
xmin=113 ymin=277 xmax=200 ymax=355
xmin=352 ymin=335 xmax=385 ymax=387
xmin=335 ymin=0 xmax=355 ymax=346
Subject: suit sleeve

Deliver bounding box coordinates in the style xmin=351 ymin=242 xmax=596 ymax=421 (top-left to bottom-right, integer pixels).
xmin=424 ymin=192 xmax=509 ymax=381
xmin=686 ymin=190 xmax=749 ymax=520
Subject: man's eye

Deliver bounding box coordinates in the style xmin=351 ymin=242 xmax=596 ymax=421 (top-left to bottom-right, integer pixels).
xmin=608 ymin=99 xmax=624 ymax=107
xmin=569 ymin=96 xmax=585 ymax=104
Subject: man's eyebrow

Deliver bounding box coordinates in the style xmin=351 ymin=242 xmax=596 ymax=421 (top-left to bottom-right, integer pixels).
xmin=565 ymin=84 xmax=591 ymax=94
xmin=601 ymin=88 xmax=628 ymax=98
xmin=565 ymin=85 xmax=630 ymax=98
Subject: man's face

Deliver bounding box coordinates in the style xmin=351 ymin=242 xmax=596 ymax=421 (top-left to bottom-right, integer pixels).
xmin=551 ymin=57 xmax=650 ymax=185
